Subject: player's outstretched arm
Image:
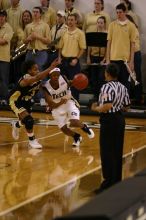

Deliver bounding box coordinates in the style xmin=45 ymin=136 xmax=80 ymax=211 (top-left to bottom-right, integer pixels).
xmin=36 ymin=59 xmax=61 ymax=81
xmin=21 ymin=59 xmax=60 ymax=87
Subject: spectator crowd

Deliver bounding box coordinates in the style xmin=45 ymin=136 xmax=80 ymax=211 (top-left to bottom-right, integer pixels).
xmin=0 ymin=0 xmax=143 ymax=106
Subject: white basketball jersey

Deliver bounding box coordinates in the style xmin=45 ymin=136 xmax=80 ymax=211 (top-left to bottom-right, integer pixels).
xmin=43 ymin=75 xmax=72 ymax=103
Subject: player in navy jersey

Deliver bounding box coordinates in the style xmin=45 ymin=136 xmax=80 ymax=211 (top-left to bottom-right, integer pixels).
xmin=91 ymin=63 xmax=130 ymax=192
xmin=9 ymin=59 xmax=59 ymax=149
xmin=42 ymin=67 xmax=95 ymax=152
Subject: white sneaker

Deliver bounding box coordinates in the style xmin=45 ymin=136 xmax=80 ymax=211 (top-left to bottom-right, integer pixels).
xmin=29 ymin=139 xmax=42 ymax=149
xmin=72 ymin=146 xmax=81 ymax=154
xmin=11 ymin=121 xmax=19 ymax=140
xmin=87 ymin=128 xmax=95 ymax=139
xmin=28 ymin=148 xmax=42 ymax=155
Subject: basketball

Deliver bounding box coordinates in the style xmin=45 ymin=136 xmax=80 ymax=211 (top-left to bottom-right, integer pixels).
xmin=72 ymin=73 xmax=88 ymax=91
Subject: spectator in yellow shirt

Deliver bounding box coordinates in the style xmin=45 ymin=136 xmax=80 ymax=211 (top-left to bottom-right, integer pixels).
xmin=10 ymin=10 xmax=32 ymax=84
xmin=58 ymin=14 xmax=86 ymax=101
xmin=0 ymin=10 xmax=13 ymax=104
xmin=126 ymin=14 xmax=143 ymax=105
xmin=83 ymin=0 xmax=111 ymax=32
xmin=106 ymin=3 xmax=136 ymax=91
xmin=120 ymin=0 xmax=139 ymax=27
xmin=7 ymin=0 xmax=23 ymax=52
xmin=40 ymin=0 xmax=56 ymax=29
xmin=64 ymin=0 xmax=83 ymax=28
xmin=0 ymin=0 xmax=10 ymax=10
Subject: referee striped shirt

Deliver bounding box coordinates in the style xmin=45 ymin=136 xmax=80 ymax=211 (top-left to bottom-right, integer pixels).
xmin=98 ymin=80 xmax=130 ymax=113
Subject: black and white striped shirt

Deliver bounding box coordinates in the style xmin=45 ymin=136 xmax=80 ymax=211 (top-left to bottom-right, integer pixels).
xmin=98 ymin=80 xmax=130 ymax=113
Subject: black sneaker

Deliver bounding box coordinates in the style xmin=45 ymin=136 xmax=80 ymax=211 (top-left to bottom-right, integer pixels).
xmin=72 ymin=133 xmax=82 ymax=148
xmin=82 ymin=124 xmax=95 ymax=139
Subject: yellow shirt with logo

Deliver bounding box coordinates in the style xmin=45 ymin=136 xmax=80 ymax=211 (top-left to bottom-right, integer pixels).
xmin=50 ymin=23 xmax=67 ymax=49
xmin=41 ymin=6 xmax=56 ymax=29
xmin=15 ymin=27 xmax=25 ymax=46
xmin=6 ymin=5 xmax=23 ymax=33
xmin=24 ymin=20 xmax=51 ymax=50
xmin=107 ymin=20 xmax=136 ymax=61
xmin=0 ymin=22 xmax=13 ymax=62
xmin=65 ymin=7 xmax=83 ymax=28
xmin=83 ymin=11 xmax=111 ymax=33
xmin=0 ymin=0 xmax=10 ymax=9
xmin=128 ymin=10 xmax=139 ymax=27
xmin=59 ymin=28 xmax=86 ymax=57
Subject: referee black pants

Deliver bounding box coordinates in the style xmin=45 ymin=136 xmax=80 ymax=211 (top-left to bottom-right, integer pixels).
xmin=99 ymin=112 xmax=125 ymax=189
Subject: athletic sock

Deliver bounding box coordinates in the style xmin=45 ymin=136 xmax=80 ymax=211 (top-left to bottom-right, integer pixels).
xmin=82 ymin=124 xmax=90 ymax=134
xmin=15 ymin=121 xmax=21 ymax=128
xmin=27 ymin=133 xmax=35 ymax=141
xmin=73 ymin=133 xmax=80 ymax=141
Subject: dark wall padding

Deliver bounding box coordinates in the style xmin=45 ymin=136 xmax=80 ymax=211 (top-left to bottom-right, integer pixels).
xmin=135 ymin=168 xmax=146 ymax=176
xmin=55 ymin=176 xmax=146 ymax=220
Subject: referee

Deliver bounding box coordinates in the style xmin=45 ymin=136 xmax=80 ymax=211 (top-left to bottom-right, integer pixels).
xmin=91 ymin=63 xmax=130 ymax=192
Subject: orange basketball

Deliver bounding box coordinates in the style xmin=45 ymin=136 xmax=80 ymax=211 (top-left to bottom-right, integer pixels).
xmin=72 ymin=73 xmax=89 ymax=91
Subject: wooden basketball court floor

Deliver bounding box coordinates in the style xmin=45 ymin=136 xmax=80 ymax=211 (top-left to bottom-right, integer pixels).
xmin=0 ymin=110 xmax=146 ymax=219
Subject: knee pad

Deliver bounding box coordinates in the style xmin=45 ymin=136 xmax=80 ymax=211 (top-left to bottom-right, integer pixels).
xmin=22 ymin=115 xmax=34 ymax=130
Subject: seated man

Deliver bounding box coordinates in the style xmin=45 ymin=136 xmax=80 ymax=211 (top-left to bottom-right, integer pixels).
xmin=42 ymin=67 xmax=95 ymax=151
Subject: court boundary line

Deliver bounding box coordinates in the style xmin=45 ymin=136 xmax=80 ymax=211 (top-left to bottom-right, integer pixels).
xmin=0 ymin=116 xmax=146 ymax=215
xmin=0 ymin=166 xmax=101 ymax=216
xmin=0 ymin=131 xmax=62 ymax=146
xmin=123 ymin=144 xmax=146 ymax=158
xmin=0 ymin=117 xmax=144 ymax=130
xmin=0 ymin=144 xmax=146 ymax=216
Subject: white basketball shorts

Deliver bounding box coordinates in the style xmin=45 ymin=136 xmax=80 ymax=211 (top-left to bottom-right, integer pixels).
xmin=52 ymin=99 xmax=80 ymax=128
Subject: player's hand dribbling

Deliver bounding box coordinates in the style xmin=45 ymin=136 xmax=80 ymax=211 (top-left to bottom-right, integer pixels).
xmin=60 ymin=98 xmax=68 ymax=105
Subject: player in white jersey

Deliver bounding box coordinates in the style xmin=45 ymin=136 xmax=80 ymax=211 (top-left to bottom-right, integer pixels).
xmin=42 ymin=67 xmax=95 ymax=150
